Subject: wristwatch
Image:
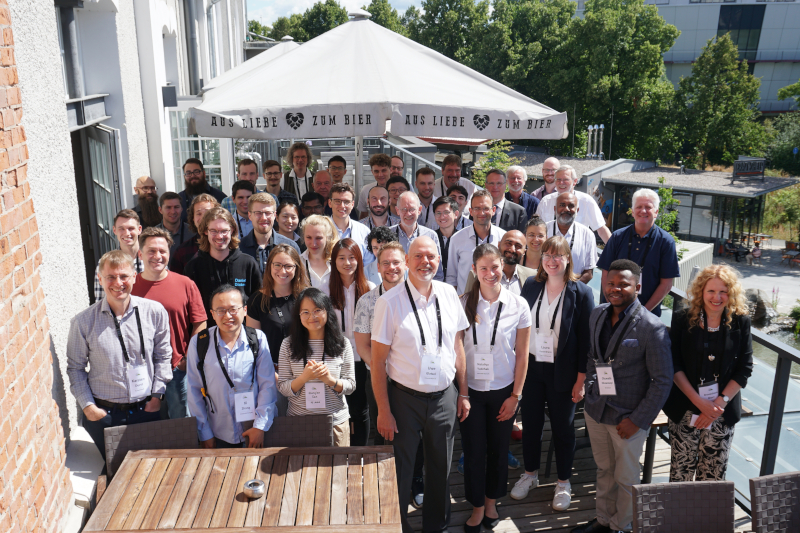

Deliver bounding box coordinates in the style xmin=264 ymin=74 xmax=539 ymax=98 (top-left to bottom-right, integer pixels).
xmin=512 ymin=393 xmax=522 ymax=401
xmin=149 ymin=393 xmax=165 ymax=401
xmin=722 ymin=395 xmax=730 ymax=404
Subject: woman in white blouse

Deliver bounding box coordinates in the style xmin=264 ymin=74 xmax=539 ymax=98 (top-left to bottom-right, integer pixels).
xmin=511 ymin=236 xmax=595 ymax=511
xmin=277 ymin=287 xmax=355 ymax=446
xmin=327 ymin=238 xmax=375 ymax=446
xmin=299 ymin=215 xmax=338 ymax=290
xmin=457 ymin=243 xmax=531 ymax=533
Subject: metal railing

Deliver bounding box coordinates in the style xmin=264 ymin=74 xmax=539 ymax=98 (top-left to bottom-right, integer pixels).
xmin=379 ymin=138 xmax=440 ymax=189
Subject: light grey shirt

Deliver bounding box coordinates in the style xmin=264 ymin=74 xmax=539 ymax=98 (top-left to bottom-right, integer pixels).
xmin=546 ymin=219 xmax=598 ymax=276
xmin=389 ymin=223 xmax=444 ymax=281
xmin=446 ymin=224 xmax=506 ymax=294
xmin=67 ymin=296 xmax=172 ymax=409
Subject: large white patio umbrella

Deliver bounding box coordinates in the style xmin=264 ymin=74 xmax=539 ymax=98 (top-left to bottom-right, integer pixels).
xmin=200 ymin=37 xmax=300 ymax=95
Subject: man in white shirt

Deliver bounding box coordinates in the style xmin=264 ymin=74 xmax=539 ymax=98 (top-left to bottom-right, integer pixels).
xmin=547 ymin=192 xmax=597 ymax=283
xmin=329 ymin=182 xmax=373 ymax=265
xmin=535 ymin=165 xmax=612 ymax=243
xmin=390 ymin=192 xmax=443 ymax=281
xmin=446 ymin=190 xmax=506 ymax=294
xmin=415 ymin=167 xmax=439 ymax=230
xmin=371 ymin=236 xmax=470 ymax=533
xmin=433 ymin=154 xmax=483 ymax=201
xmin=357 ymin=153 xmax=393 ymax=214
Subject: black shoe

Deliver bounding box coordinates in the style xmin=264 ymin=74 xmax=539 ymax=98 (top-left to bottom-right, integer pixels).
xmin=571 ymin=518 xmax=612 ymax=533
xmin=464 ymin=521 xmax=482 ymax=533
xmin=482 ymin=515 xmax=500 ymax=530
xmin=410 ymin=477 xmax=424 ymax=509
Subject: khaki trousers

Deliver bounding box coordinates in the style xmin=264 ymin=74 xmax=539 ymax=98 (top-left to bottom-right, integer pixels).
xmin=333 ymin=420 xmax=351 ymax=447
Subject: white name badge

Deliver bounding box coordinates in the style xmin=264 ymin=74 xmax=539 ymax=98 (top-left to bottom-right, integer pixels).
xmin=690 ymin=414 xmax=700 ymax=428
xmin=638 ymin=272 xmax=644 ymax=295
xmin=419 ymin=351 xmax=441 ymax=386
xmin=698 ymin=381 xmax=719 ymax=402
xmin=474 ymin=352 xmax=494 ymax=381
xmin=596 ymin=364 xmax=617 ymax=396
xmin=127 ymin=364 xmax=151 ymax=399
xmin=305 ymin=382 xmax=327 ymax=410
xmin=534 ymin=332 xmax=555 ymax=363
xmin=234 ymin=390 xmax=256 ymax=422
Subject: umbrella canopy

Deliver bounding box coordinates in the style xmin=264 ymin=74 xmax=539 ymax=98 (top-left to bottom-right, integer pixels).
xmin=200 ymin=38 xmax=300 ymax=95
xmin=190 ymin=11 xmax=568 ymax=140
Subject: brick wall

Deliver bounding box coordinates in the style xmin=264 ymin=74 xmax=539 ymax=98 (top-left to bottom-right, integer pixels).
xmin=0 ymin=1 xmax=72 ymax=531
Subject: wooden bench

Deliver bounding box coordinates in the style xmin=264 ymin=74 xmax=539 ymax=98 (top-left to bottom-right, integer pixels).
xmin=84 ymin=446 xmax=401 ymax=532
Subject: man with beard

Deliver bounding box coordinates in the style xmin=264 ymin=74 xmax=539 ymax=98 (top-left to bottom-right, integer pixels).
xmin=133 ymin=176 xmax=161 ymax=229
xmin=300 ymin=192 xmax=325 ymax=221
xmin=484 ymin=169 xmax=528 ymax=233
xmin=415 ymin=168 xmax=438 ymax=230
xmin=360 ymin=185 xmax=399 ymax=230
xmin=169 ymin=194 xmax=219 ymax=275
xmin=357 ymin=153 xmax=393 ymax=214
xmin=433 ymin=154 xmax=483 ymax=201
xmin=390 ymin=192 xmax=443 ymax=281
xmin=546 ymin=192 xmax=597 ymax=284
xmin=464 ymin=230 xmax=535 ymax=294
xmin=157 ymin=192 xmax=192 ymax=251
xmin=531 ymin=157 xmax=560 ymax=201
xmin=390 ymin=155 xmax=405 ymax=179
xmin=178 ymin=158 xmax=227 ymax=223
xmin=94 ymin=209 xmax=145 ymax=302
xmin=185 ymin=207 xmax=261 ymax=326
xmin=283 ymin=142 xmax=314 ymax=198
xmin=506 ymin=166 xmax=540 ymax=219
xmin=239 ymin=193 xmax=301 ymax=276
xmin=263 ymin=159 xmax=298 ymax=205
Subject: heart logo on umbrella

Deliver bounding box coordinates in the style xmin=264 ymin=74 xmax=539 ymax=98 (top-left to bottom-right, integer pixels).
xmin=286 ymin=113 xmax=304 ymax=130
xmin=473 ymin=115 xmax=490 ymax=131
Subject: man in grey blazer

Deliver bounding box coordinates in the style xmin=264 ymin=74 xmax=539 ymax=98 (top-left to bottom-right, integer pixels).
xmin=464 ymin=230 xmax=535 ymax=294
xmin=573 ymin=259 xmax=673 ymax=533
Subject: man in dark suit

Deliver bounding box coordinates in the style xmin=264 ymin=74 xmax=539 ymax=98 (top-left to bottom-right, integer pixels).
xmin=572 ymin=259 xmax=673 ymax=533
xmin=485 ymin=169 xmax=528 ymax=233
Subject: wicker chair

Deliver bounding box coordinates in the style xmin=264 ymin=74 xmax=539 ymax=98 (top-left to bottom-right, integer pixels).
xmin=749 ymin=471 xmax=800 ymax=533
xmin=104 ymin=417 xmax=199 ymax=478
xmin=632 ymin=481 xmax=735 ymax=533
xmin=262 ymin=414 xmax=334 ymax=447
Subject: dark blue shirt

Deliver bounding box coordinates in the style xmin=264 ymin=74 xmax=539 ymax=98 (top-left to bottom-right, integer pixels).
xmin=506 ymin=191 xmax=540 ymax=220
xmin=597 ymin=224 xmax=680 ymax=316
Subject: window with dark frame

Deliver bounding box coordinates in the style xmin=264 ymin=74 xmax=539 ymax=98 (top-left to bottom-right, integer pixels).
xmin=717 ymin=5 xmax=767 ymax=62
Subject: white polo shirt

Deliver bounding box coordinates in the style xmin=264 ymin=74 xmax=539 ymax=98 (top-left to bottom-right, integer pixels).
xmin=339 ymin=281 xmax=376 ymax=362
xmin=301 ymin=249 xmax=331 ymax=291
xmin=546 ymin=220 xmax=597 ymax=276
xmin=535 ymin=190 xmax=606 ymax=232
xmin=461 ymin=288 xmax=532 ymax=391
xmin=372 ymin=280 xmax=468 ymax=393
xmin=445 ymin=224 xmax=506 ymax=294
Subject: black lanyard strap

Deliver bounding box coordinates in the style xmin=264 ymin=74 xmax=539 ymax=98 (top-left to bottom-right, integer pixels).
xmin=699 ymin=310 xmax=726 ymax=384
xmin=535 ymin=287 xmax=564 ymax=331
xmin=113 ymin=307 xmax=145 ymax=364
xmin=627 ymin=226 xmax=653 ymax=267
xmin=551 ymin=221 xmax=575 ymax=249
xmin=436 ymin=229 xmax=449 ymax=280
xmin=475 ymin=229 xmax=493 ymax=247
xmin=595 ymin=306 xmax=642 ymax=363
xmin=214 ymin=328 xmax=255 ymax=388
xmin=405 ymin=281 xmax=442 ymax=350
xmin=472 ymin=300 xmax=503 ymax=349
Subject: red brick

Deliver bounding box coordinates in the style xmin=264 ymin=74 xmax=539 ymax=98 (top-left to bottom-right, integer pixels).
xmin=0 ymin=7 xmax=10 ymax=26
xmin=6 ymin=86 xmax=18 ymax=106
xmin=0 ymin=48 xmax=13 ymax=67
xmin=3 ymin=29 xmax=12 ymax=47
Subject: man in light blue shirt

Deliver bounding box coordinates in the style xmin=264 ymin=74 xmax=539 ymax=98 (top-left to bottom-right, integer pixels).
xmin=390 ymin=191 xmax=443 ymax=281
xmin=329 ymin=182 xmax=374 ymax=265
xmin=187 ymin=284 xmax=278 ymax=447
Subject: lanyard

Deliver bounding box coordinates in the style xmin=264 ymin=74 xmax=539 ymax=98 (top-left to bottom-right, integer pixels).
xmin=627 ymin=226 xmax=653 ymax=268
xmin=475 ymin=228 xmax=493 ymax=247
xmin=379 ymin=285 xmax=384 ymax=296
xmin=699 ymin=310 xmax=726 ymax=385
xmin=550 ymin=221 xmax=575 ymax=249
xmin=236 ymin=212 xmax=247 ymax=238
xmin=456 ymin=217 xmax=466 ymax=231
xmin=214 ymin=328 xmax=255 ymax=388
xmin=436 ymin=229 xmax=449 ymax=280
xmin=594 ymin=306 xmax=641 ymax=363
xmin=535 ymin=286 xmax=564 ymax=331
xmin=395 ymin=225 xmax=417 ymax=242
xmin=405 ymin=281 xmax=442 ymax=351
xmin=421 ymin=201 xmax=432 ymax=225
xmin=112 ymin=307 xmax=146 ymax=364
xmin=472 ymin=300 xmax=503 ymax=349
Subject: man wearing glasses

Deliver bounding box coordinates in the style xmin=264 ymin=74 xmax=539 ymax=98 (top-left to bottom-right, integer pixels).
xmin=300 ymin=192 xmax=326 ymax=221
xmin=133 ymin=176 xmax=161 ymax=229
xmin=390 ymin=155 xmax=405 ymax=179
xmin=239 ymin=193 xmax=300 ymax=275
xmin=263 ymin=160 xmax=298 ymax=205
xmin=531 ymin=157 xmax=560 ymax=201
xmin=390 ymin=191 xmax=443 ymax=281
xmin=328 ymin=182 xmax=373 ymax=264
xmin=185 ymin=207 xmax=261 ymax=327
xmin=328 ymin=155 xmax=348 ymax=184
xmin=283 ymin=142 xmax=315 ymax=198
xmin=178 ymin=158 xmax=227 ymax=223
xmin=357 ymin=153 xmax=393 ymax=214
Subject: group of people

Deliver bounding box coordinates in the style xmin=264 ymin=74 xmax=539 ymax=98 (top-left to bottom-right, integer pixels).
xmin=67 ymin=148 xmax=753 ymax=533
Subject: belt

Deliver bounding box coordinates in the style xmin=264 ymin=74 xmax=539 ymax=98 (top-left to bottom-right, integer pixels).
xmin=94 ymin=397 xmax=149 ymax=411
xmin=390 ymin=380 xmax=448 ymax=399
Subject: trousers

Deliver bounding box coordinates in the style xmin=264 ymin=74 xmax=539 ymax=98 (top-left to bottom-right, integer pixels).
xmin=520 ymin=378 xmax=577 ymax=480
xmin=83 ymin=403 xmax=161 ymax=462
xmin=669 ymin=411 xmax=735 ymax=482
xmin=348 ymin=361 xmax=370 ymax=446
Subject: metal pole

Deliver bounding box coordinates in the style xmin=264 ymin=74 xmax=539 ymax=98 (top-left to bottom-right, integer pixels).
xmin=571 ymin=104 xmax=576 ymax=157
xmin=599 ymin=125 xmax=605 ymax=160
xmin=354 ymin=135 xmax=364 ymax=208
xmin=609 ymin=106 xmax=614 ymax=160
xmin=586 ymin=126 xmax=592 ymax=158
xmin=592 ymin=125 xmax=599 ymax=159
xmin=761 ymin=354 xmax=792 ymax=475
xmin=184 ymin=0 xmax=202 ymax=95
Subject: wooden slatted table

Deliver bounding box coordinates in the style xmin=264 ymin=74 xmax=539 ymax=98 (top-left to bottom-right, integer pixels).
xmin=84 ymin=446 xmax=401 ymax=532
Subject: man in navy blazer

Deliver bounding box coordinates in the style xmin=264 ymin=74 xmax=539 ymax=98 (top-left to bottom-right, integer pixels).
xmin=485 ymin=169 xmax=528 ymax=233
xmin=573 ymin=259 xmax=673 ymax=533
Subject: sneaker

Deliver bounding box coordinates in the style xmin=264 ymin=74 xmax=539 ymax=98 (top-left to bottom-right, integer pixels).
xmin=510 ymin=472 xmax=538 ymax=500
xmin=457 ymin=453 xmax=465 ymax=475
xmin=552 ymin=481 xmax=572 ymax=511
xmin=410 ymin=476 xmax=424 ymax=509
xmin=507 ymin=452 xmax=521 ymax=470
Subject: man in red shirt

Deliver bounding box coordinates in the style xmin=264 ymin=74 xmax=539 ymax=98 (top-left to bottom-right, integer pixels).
xmin=133 ymin=227 xmax=207 ymax=418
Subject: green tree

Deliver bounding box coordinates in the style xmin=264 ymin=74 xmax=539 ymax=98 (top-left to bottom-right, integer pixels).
xmin=268 ymin=14 xmax=304 ymax=41
xmin=300 ymin=0 xmax=349 ymax=41
xmin=413 ymin=0 xmax=489 ymax=62
xmin=778 ymin=79 xmax=800 ymax=108
xmin=472 ymin=140 xmax=520 ymax=187
xmin=363 ymin=0 xmax=406 ymax=35
xmin=400 ymin=5 xmax=423 ymax=42
xmin=677 ymin=34 xmax=766 ymax=169
xmin=248 ymin=20 xmax=270 ymax=40
xmin=766 ymin=112 xmax=800 ymax=176
xmin=764 ymin=184 xmax=800 ymax=241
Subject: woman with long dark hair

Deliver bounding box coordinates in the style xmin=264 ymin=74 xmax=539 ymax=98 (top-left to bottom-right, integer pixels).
xmin=512 ymin=236 xmax=595 ymax=512
xmin=458 ymin=243 xmax=532 ymax=532
xmin=327 ymin=238 xmax=375 ymax=445
xmin=277 ymin=288 xmax=355 ymax=446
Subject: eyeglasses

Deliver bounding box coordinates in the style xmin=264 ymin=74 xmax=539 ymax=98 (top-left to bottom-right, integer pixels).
xmin=543 ymin=253 xmax=567 ymax=261
xmin=388 ymin=188 xmax=408 ymax=195
xmin=330 ymin=199 xmax=353 ymax=207
xmin=329 ymin=166 xmax=346 ymax=172
xmin=104 ymin=274 xmax=132 ymax=283
xmin=555 ymin=178 xmax=573 ymax=184
xmin=435 ymin=209 xmax=453 ymax=217
xmin=250 ymin=210 xmax=275 ymax=218
xmin=208 ymin=229 xmax=231 ymax=237
xmin=184 ymin=170 xmax=203 ymax=177
xmin=138 ymin=186 xmax=157 ymax=192
xmin=299 ymin=308 xmax=326 ymax=319
xmin=293 ymin=155 xmax=308 ymax=161
xmin=397 ymin=207 xmax=419 ymax=214
xmin=390 ymin=165 xmax=404 ymax=171
xmin=271 ymin=262 xmax=296 ymax=272
xmin=542 ymin=168 xmax=558 ymax=174
xmin=265 ymin=171 xmax=282 ymax=177
xmin=471 ymin=207 xmax=493 ymax=214
xmin=211 ymin=305 xmax=244 ymax=316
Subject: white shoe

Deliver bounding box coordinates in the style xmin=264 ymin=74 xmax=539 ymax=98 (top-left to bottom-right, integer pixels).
xmin=510 ymin=473 xmax=539 ymax=500
xmin=552 ymin=481 xmax=571 ymax=511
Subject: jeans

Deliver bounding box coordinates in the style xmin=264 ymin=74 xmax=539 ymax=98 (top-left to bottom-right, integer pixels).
xmin=82 ymin=403 xmax=162 ymax=462
xmin=166 ymin=368 xmax=190 ymax=419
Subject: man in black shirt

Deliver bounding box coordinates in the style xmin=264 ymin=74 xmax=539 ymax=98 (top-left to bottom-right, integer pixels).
xmin=178 ymin=158 xmax=227 ymax=223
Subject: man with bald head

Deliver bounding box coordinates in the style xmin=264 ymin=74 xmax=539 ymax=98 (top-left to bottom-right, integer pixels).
xmin=134 ymin=176 xmax=161 ymax=229
xmin=371 ymin=235 xmax=470 ymax=533
xmin=464 ymin=230 xmax=536 ymax=294
xmin=532 ymin=157 xmax=560 ymax=201
xmin=535 ymin=165 xmax=612 ymax=243
xmin=546 ymin=192 xmax=597 ymax=283
xmin=390 ymin=191 xmax=443 ymax=280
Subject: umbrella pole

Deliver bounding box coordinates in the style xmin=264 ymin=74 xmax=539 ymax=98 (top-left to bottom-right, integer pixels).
xmin=355 ymin=135 xmax=364 ymax=210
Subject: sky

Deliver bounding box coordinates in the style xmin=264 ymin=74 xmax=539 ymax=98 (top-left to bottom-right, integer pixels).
xmin=247 ymin=0 xmax=421 ymax=28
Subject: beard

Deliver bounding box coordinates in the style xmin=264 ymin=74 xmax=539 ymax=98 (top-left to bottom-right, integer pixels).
xmin=138 ymin=194 xmax=161 ymax=227
xmin=503 ymin=251 xmax=521 ymax=266
xmin=369 ymin=204 xmax=387 ymax=217
xmin=557 ymin=213 xmax=576 ymax=227
xmin=185 ymin=176 xmax=208 ymax=196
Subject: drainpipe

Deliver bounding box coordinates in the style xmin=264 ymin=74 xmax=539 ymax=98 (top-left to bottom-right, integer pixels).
xmin=60 ymin=7 xmax=84 ymax=99
xmin=184 ymin=0 xmax=202 ymax=95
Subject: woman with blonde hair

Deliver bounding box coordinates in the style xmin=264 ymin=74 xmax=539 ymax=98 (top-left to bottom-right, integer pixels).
xmin=663 ymin=264 xmax=753 ymax=481
xmin=299 ymin=215 xmax=339 ymax=290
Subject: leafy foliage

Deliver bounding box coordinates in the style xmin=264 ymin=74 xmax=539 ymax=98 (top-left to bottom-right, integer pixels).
xmin=268 ymin=14 xmax=304 ymax=41
xmin=472 ymin=140 xmax=520 ymax=187
xmin=766 ymin=113 xmax=800 ymax=176
xmin=763 ymin=184 xmax=800 ymax=241
xmin=267 ymin=0 xmax=348 ymax=42
xmin=362 ymin=0 xmax=406 ymax=35
xmin=412 ymin=0 xmax=489 ymax=63
xmin=247 ymin=20 xmax=270 ymax=39
xmin=778 ymin=79 xmax=800 ymax=108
